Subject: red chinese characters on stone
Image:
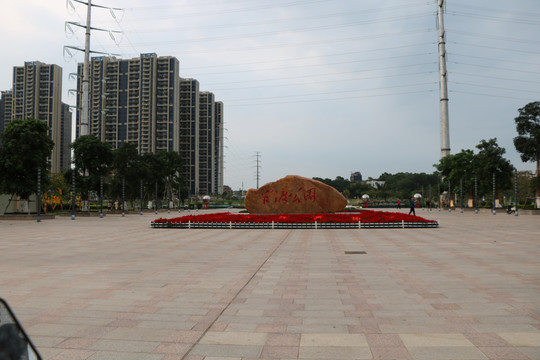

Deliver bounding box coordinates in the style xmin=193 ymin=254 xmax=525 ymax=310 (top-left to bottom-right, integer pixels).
xmin=245 ymin=175 xmax=347 ymax=214
xmin=262 ymin=187 xmax=316 ymax=205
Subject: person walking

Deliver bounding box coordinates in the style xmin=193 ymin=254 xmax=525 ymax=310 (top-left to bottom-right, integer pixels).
xmin=408 ymin=197 xmax=416 ymax=216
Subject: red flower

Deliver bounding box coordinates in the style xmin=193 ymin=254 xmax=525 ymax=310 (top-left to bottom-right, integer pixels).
xmin=150 ymin=211 xmax=437 ymax=226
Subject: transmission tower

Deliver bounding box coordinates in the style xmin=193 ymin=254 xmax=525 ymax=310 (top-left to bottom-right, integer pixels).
xmin=64 ymin=0 xmax=122 ymax=136
xmin=255 ymin=152 xmax=261 ymax=189
xmin=437 ymin=0 xmax=450 ymax=157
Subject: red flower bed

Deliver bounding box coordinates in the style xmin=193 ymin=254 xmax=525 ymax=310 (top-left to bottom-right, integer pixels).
xmin=152 ymin=211 xmax=436 ymax=225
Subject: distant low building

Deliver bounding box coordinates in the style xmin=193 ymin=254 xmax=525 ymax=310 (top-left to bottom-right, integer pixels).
xmin=365 ymin=180 xmax=385 ymax=189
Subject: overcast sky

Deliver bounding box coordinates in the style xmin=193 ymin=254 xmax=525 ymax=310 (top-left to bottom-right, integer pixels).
xmin=1 ymin=0 xmax=538 ymax=191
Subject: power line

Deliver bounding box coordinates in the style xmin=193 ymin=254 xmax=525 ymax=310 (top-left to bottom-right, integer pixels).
xmin=204 ymin=62 xmax=438 ymax=87
xmin=225 ymin=81 xmax=437 ymax=102
xmin=452 ymin=71 xmax=539 ymax=85
xmin=127 ymin=1 xmax=433 ymax=21
xmin=449 ymin=90 xmax=536 ymax=102
xmin=115 ymin=28 xmax=436 ymax=50
xmin=447 ymin=29 xmax=540 ymax=45
xmin=125 ymin=12 xmax=434 ymax=34
xmin=449 ymin=61 xmax=540 ymax=76
xmin=188 ymin=52 xmax=435 ymax=77
xmin=226 ymin=89 xmax=438 ymax=107
xmin=183 ymin=42 xmax=435 ymax=70
xmin=450 ymin=2 xmax=540 ymax=18
xmin=449 ymin=41 xmax=540 ymax=55
xmin=449 ymin=81 xmax=539 ymax=95
xmin=211 ymin=71 xmax=436 ymax=91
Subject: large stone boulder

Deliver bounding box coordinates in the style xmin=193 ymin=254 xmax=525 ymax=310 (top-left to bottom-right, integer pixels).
xmin=245 ymin=175 xmax=347 ymax=214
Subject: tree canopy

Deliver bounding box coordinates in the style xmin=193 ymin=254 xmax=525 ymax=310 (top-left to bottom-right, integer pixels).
xmin=513 ymin=101 xmax=540 ymax=206
xmin=436 ymin=138 xmax=513 ymax=200
xmin=69 ymin=135 xmax=114 ymax=200
xmin=0 ymin=118 xmax=54 ymax=200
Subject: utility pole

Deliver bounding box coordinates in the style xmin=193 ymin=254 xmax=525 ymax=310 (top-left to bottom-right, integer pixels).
xmin=437 ymin=0 xmax=450 ymax=157
xmin=80 ymin=0 xmax=92 ymax=136
xmin=255 ymin=152 xmax=261 ymax=189
xmin=64 ymin=0 xmax=122 ymax=136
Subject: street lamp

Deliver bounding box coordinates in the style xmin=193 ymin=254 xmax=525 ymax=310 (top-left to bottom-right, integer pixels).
xmin=37 ymin=167 xmax=41 ymax=223
xmin=474 ymin=175 xmax=478 ymax=214
xmin=514 ymin=168 xmax=519 ymax=217
xmin=448 ymin=179 xmax=451 ymax=213
xmin=460 ymin=178 xmax=463 ymax=213
xmin=492 ymin=168 xmax=501 ymax=215
xmin=71 ymin=167 xmax=76 ymax=220
xmin=140 ymin=179 xmax=144 ymax=216
xmin=99 ymin=175 xmax=104 ymax=218
xmin=122 ymin=176 xmax=125 ymax=217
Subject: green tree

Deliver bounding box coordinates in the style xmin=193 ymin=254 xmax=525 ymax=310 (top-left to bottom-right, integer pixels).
xmin=0 ymin=118 xmax=54 ymax=211
xmin=475 ymin=138 xmax=513 ymax=200
xmin=157 ymin=151 xmax=183 ymax=203
xmin=436 ymin=149 xmax=476 ymax=204
xmin=111 ymin=143 xmax=143 ymax=202
xmin=513 ymin=101 xmax=540 ymax=207
xmin=140 ymin=151 xmax=183 ymax=207
xmin=70 ymin=135 xmax=113 ymax=202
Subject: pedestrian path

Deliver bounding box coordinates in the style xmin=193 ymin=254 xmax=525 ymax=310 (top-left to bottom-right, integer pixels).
xmin=0 ymin=209 xmax=538 ymax=359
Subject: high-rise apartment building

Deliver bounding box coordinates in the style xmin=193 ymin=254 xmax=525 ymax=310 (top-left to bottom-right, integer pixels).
xmin=179 ymin=78 xmax=200 ymax=195
xmin=77 ymin=54 xmax=224 ymax=195
xmin=77 ymin=53 xmax=179 ymax=153
xmin=0 ymin=61 xmax=71 ymax=173
xmin=214 ymin=101 xmax=224 ymax=195
xmin=199 ymin=92 xmax=215 ymax=195
xmin=0 ymin=91 xmax=12 ymax=136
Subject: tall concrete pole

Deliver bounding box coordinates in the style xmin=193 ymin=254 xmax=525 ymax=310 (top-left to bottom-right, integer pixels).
xmin=437 ymin=0 xmax=450 ymax=157
xmin=81 ymin=0 xmax=92 ymax=136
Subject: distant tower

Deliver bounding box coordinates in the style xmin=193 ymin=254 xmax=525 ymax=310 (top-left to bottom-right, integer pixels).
xmin=350 ymin=172 xmax=362 ymax=182
xmin=438 ymin=0 xmax=450 ymax=157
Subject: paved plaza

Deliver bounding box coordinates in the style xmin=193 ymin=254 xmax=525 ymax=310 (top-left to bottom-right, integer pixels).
xmin=0 ymin=209 xmax=539 ymax=360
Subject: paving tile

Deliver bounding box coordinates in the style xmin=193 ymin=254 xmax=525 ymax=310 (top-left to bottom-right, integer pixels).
xmin=199 ymin=331 xmax=268 ymax=346
xmin=189 ymin=343 xmax=263 ymax=358
xmin=87 ymin=339 xmax=159 ymax=352
xmin=300 ymin=333 xmax=368 ymax=347
xmin=299 ymin=346 xmax=372 ymax=359
xmin=497 ymin=332 xmax=540 ymax=347
xmin=366 ymin=333 xmax=405 ymax=347
xmin=261 ymin=345 xmax=299 ymax=359
xmin=1 ymin=211 xmax=539 ymax=359
xmin=477 ymin=346 xmax=529 ymax=360
xmin=400 ymin=333 xmax=474 ymax=347
xmin=407 ymin=346 xmax=488 ymax=360
xmin=371 ymin=346 xmax=412 ymax=359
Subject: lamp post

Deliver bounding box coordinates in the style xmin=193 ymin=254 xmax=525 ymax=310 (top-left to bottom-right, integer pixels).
xmin=178 ymin=180 xmax=181 ymax=213
xmin=514 ymin=168 xmax=519 ymax=216
xmin=99 ymin=175 xmax=103 ymax=218
xmin=71 ymin=168 xmax=76 ymax=220
xmin=155 ymin=181 xmax=158 ymax=215
xmin=140 ymin=179 xmax=144 ymax=216
xmin=37 ymin=167 xmax=41 ymax=223
xmin=438 ymin=183 xmax=441 ymax=211
xmin=460 ymin=178 xmax=463 ymax=213
xmin=492 ymin=171 xmax=496 ymax=215
xmin=448 ymin=179 xmax=451 ymax=212
xmin=122 ymin=176 xmax=125 ymax=217
xmin=168 ymin=176 xmax=171 ymax=214
xmin=474 ymin=175 xmax=478 ymax=214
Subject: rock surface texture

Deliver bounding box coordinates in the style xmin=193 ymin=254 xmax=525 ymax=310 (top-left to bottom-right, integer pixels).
xmin=245 ymin=175 xmax=347 ymax=214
